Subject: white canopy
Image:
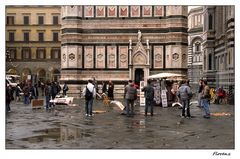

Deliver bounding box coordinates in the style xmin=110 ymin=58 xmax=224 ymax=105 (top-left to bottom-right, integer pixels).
xmin=148 ymin=73 xmax=185 ymax=79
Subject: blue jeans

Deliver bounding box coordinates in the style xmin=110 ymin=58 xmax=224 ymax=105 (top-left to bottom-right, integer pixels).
xmin=24 ymin=95 xmax=29 ymax=105
xmin=181 ymin=99 xmax=190 ymax=117
xmin=85 ymin=98 xmax=93 ymax=115
xmin=126 ymin=99 xmax=134 ymax=116
xmin=145 ymin=99 xmax=154 ymax=115
xmin=45 ymin=95 xmax=50 ymax=109
xmin=198 ymin=93 xmax=203 ymax=107
xmin=202 ymin=98 xmax=210 ymax=117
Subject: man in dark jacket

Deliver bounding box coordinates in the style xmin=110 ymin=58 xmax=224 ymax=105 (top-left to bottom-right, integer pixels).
xmin=30 ymin=84 xmax=39 ymax=100
xmin=63 ymin=82 xmax=68 ymax=96
xmin=142 ymin=79 xmax=155 ymax=116
xmin=124 ymin=80 xmax=137 ymax=117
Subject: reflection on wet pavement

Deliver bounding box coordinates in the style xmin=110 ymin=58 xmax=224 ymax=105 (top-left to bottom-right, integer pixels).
xmin=6 ymin=99 xmax=234 ymax=149
xmin=20 ymin=124 xmax=96 ymax=144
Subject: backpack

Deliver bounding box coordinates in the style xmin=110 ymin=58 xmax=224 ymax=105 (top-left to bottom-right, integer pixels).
xmin=85 ymin=86 xmax=93 ymax=100
xmin=187 ymin=88 xmax=193 ymax=99
xmin=145 ymin=86 xmax=154 ymax=100
xmin=63 ymin=85 xmax=68 ymax=91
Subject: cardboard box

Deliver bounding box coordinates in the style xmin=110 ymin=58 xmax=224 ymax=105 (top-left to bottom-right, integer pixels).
xmin=31 ymin=99 xmax=44 ymax=109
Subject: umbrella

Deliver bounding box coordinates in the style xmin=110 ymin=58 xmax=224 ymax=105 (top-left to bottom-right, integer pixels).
xmin=148 ymin=73 xmax=185 ymax=79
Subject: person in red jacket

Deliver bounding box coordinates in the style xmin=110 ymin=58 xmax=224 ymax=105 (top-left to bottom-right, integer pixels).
xmin=217 ymin=86 xmax=226 ymax=104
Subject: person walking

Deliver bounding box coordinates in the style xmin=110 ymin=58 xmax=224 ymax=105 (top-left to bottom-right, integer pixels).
xmin=44 ymin=82 xmax=51 ymax=110
xmin=51 ymin=82 xmax=58 ymax=100
xmin=201 ymin=80 xmax=211 ymax=119
xmin=63 ymin=82 xmax=69 ymax=96
xmin=142 ymin=79 xmax=155 ymax=116
xmin=107 ymin=80 xmax=114 ymax=100
xmin=124 ymin=80 xmax=137 ymax=117
xmin=40 ymin=81 xmax=45 ymax=96
xmin=197 ymin=79 xmax=204 ymax=107
xmin=56 ymin=82 xmax=61 ymax=95
xmin=102 ymin=81 xmax=107 ymax=94
xmin=177 ymin=80 xmax=192 ymax=118
xmin=82 ymin=79 xmax=96 ymax=117
xmin=22 ymin=83 xmax=30 ymax=105
xmin=30 ymin=83 xmax=39 ymax=100
xmin=15 ymin=84 xmax=22 ymax=102
xmin=6 ymin=83 xmax=13 ymax=113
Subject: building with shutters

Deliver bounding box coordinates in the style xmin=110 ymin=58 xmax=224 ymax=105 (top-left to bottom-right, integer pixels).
xmin=6 ymin=5 xmax=61 ymax=83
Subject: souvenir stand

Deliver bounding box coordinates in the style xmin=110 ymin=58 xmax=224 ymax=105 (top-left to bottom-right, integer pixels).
xmin=148 ymin=73 xmax=185 ymax=107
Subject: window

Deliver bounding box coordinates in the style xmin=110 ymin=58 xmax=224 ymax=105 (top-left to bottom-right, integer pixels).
xmin=53 ymin=32 xmax=58 ymax=41
xmin=6 ymin=48 xmax=16 ymax=61
xmin=38 ymin=16 xmax=44 ymax=25
xmin=8 ymin=48 xmax=16 ymax=59
xmin=53 ymin=16 xmax=59 ymax=25
xmin=23 ymin=16 xmax=29 ymax=25
xmin=38 ymin=32 xmax=44 ymax=41
xmin=7 ymin=16 xmax=14 ymax=25
xmin=36 ymin=48 xmax=45 ymax=59
xmin=51 ymin=48 xmax=60 ymax=59
xmin=195 ymin=43 xmax=201 ymax=52
xmin=22 ymin=48 xmax=31 ymax=59
xmin=9 ymin=32 xmax=15 ymax=42
xmin=208 ymin=14 xmax=213 ymax=30
xmin=23 ymin=32 xmax=29 ymax=42
xmin=208 ymin=54 xmax=212 ymax=70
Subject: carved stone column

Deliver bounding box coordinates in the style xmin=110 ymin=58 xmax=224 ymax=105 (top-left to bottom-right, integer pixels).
xmin=129 ymin=39 xmax=133 ymax=80
xmin=146 ymin=39 xmax=150 ymax=65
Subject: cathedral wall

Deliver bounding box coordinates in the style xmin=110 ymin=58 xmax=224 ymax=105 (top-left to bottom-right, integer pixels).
xmin=61 ymin=5 xmax=188 ymax=97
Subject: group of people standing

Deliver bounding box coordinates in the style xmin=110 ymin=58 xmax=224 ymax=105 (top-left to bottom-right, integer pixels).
xmin=176 ymin=79 xmax=211 ymax=119
xmin=81 ymin=78 xmax=208 ymax=119
xmin=82 ymin=79 xmax=114 ymax=117
xmin=5 ymin=80 xmax=69 ymax=112
xmin=82 ymin=78 xmax=155 ymax=118
xmin=44 ymin=81 xmax=69 ymax=110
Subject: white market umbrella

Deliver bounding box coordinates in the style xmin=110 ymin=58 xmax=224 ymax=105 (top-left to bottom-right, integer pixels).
xmin=148 ymin=73 xmax=185 ymax=79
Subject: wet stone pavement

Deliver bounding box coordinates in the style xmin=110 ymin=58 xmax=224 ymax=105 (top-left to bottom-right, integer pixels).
xmin=6 ymin=98 xmax=234 ymax=149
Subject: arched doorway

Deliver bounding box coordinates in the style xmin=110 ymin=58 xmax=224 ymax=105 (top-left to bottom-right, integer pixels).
xmin=134 ymin=68 xmax=144 ymax=86
xmin=21 ymin=68 xmax=31 ymax=82
xmin=7 ymin=68 xmax=17 ymax=75
xmin=52 ymin=69 xmax=60 ymax=82
xmin=37 ymin=69 xmax=46 ymax=82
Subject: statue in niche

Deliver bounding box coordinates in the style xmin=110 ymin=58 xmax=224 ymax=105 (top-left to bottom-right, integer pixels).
xmin=137 ymin=30 xmax=142 ymax=42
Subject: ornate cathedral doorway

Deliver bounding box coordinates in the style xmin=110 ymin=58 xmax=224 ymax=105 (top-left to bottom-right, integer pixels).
xmin=134 ymin=68 xmax=144 ymax=86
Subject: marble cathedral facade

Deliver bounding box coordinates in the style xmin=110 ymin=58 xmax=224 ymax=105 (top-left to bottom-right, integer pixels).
xmin=61 ymin=5 xmax=188 ymax=97
xmin=202 ymin=6 xmax=235 ymax=90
